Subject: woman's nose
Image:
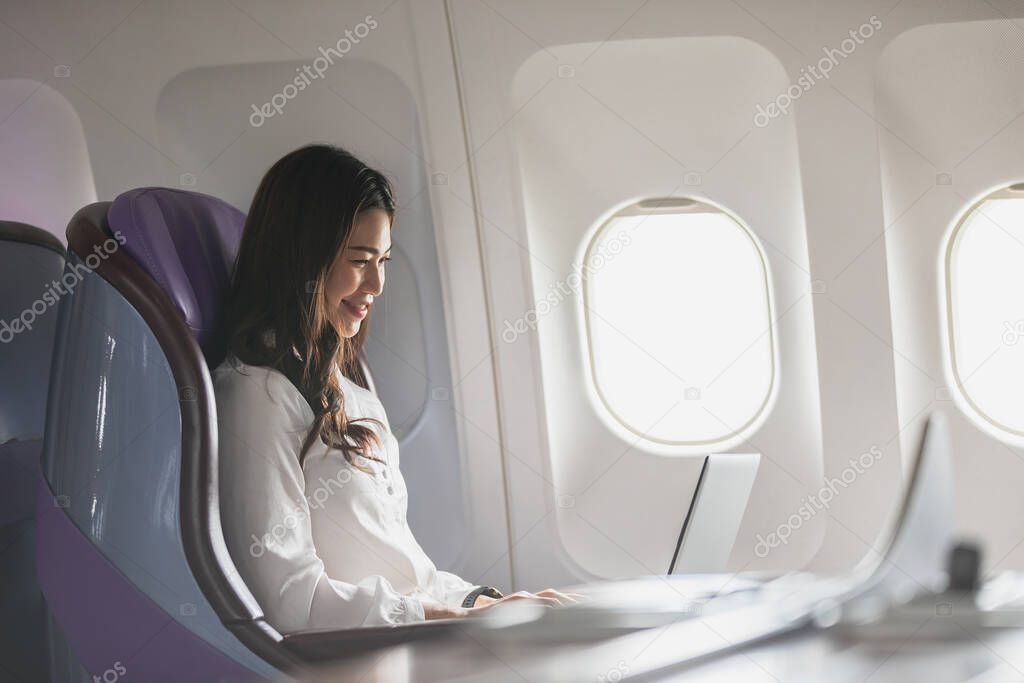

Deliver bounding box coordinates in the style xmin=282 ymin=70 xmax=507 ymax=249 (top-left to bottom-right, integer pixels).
xmin=363 ymin=266 xmax=384 ymax=295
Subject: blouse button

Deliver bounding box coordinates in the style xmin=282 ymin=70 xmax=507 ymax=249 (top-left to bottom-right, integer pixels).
xmin=387 ymin=485 xmax=395 ymax=495
xmin=382 ymin=469 xmax=389 ymax=479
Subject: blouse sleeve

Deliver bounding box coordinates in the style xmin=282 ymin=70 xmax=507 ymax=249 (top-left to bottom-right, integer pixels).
xmin=214 ymin=364 xmax=425 ymax=633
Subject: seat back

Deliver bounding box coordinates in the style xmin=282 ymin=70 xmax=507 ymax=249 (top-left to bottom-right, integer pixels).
xmin=0 ymin=220 xmax=66 ymax=682
xmin=107 ymin=187 xmax=244 ymax=368
xmin=0 ymin=221 xmax=65 ymax=448
xmin=38 ymin=190 xmax=298 ymax=681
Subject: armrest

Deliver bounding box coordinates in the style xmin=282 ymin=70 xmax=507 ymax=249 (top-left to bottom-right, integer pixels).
xmin=281 ymin=618 xmax=465 ymax=662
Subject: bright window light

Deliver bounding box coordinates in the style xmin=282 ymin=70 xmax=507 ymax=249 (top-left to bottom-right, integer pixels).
xmin=946 ymin=186 xmax=1024 ymax=437
xmin=582 ymin=198 xmax=774 ymax=447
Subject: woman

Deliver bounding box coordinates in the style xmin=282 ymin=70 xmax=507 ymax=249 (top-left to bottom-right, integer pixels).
xmin=214 ymin=144 xmax=575 ymax=633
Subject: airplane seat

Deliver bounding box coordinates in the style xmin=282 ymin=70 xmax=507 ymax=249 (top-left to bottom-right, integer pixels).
xmin=39 ymin=187 xmax=455 ymax=682
xmin=0 ymin=220 xmax=66 ymax=683
xmin=38 ymin=189 xmax=296 ymax=681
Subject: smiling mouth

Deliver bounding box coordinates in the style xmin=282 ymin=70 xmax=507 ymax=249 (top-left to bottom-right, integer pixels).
xmin=342 ymin=299 xmax=369 ymax=318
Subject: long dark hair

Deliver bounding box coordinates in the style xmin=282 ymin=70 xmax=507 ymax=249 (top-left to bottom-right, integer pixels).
xmin=222 ymin=144 xmax=393 ymax=468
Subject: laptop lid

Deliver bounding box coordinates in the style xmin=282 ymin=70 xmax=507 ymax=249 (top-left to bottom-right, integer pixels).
xmin=669 ymin=453 xmax=761 ymax=574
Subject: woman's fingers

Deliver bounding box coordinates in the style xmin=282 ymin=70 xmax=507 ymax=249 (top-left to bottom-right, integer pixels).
xmin=534 ymin=588 xmax=588 ymax=605
xmin=533 ymin=589 xmax=571 ymax=605
xmin=526 ymin=596 xmax=561 ymax=608
xmin=471 ymin=588 xmax=591 ymax=614
xmin=496 ymin=591 xmax=560 ymax=608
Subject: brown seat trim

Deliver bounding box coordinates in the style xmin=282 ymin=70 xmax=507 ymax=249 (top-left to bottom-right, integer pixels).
xmin=0 ymin=220 xmax=66 ymax=257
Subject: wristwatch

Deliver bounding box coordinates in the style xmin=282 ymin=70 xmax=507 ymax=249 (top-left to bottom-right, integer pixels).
xmin=462 ymin=585 xmax=504 ymax=608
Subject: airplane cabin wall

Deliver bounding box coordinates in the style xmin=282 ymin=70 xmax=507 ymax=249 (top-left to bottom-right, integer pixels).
xmin=878 ymin=19 xmax=1024 ymax=576
xmin=448 ymin=1 xmax=826 ymax=584
xmin=441 ymin=0 xmax=1024 ymax=584
xmin=0 ymin=79 xmax=96 ymax=241
xmin=444 ymin=0 xmax=891 ymax=586
xmin=0 ymin=0 xmax=514 ymax=591
xmin=3 ymin=0 xmax=1024 ymax=595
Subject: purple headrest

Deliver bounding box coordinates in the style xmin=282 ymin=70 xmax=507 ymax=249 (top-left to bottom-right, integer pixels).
xmin=107 ymin=188 xmax=245 ymax=365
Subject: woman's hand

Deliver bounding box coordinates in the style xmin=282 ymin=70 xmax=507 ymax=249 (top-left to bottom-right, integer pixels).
xmin=466 ymin=588 xmax=586 ymax=614
xmin=422 ymin=588 xmax=588 ymax=620
xmin=471 ymin=593 xmax=499 ymax=608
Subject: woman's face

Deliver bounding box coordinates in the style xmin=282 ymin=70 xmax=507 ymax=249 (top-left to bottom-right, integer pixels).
xmin=325 ymin=208 xmax=392 ymax=338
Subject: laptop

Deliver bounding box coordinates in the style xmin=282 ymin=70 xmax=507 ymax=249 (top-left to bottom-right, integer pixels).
xmin=669 ymin=453 xmax=761 ymax=575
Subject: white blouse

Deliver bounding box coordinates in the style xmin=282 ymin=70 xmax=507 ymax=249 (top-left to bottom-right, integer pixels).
xmin=213 ymin=354 xmax=482 ymax=633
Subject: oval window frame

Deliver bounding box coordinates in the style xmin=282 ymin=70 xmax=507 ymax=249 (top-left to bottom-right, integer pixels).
xmin=580 ymin=196 xmax=777 ymax=449
xmin=943 ymin=182 xmax=1024 ymax=441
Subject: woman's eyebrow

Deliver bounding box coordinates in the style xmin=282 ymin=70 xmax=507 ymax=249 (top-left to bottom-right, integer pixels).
xmin=347 ymin=244 xmax=392 ymax=254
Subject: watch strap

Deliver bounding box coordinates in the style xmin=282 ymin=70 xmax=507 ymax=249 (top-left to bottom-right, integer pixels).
xmin=461 ymin=585 xmax=503 ymax=608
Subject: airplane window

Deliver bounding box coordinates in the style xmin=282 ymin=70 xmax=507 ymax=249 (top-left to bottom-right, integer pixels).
xmin=945 ymin=184 xmax=1024 ymax=439
xmin=583 ymin=198 xmax=775 ymax=448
